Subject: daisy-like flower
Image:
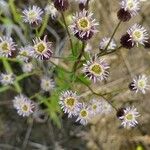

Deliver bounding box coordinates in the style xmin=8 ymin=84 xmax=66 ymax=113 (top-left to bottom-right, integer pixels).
xmin=0 ymin=36 xmax=16 ymax=57
xmin=119 ymin=106 xmax=140 ymax=128
xmin=117 ymin=0 xmax=140 ymax=22
xmin=83 ymin=55 xmax=110 ymax=83
xmin=22 ymin=5 xmax=43 ymax=26
xmin=129 ymin=75 xmax=149 ymax=94
xmin=40 ymin=76 xmax=55 ymax=92
xmin=127 ymin=24 xmax=149 ymax=47
xmin=69 ymin=9 xmax=99 ymax=41
xmin=59 ymin=90 xmax=81 ymax=118
xmin=0 ymin=73 xmax=15 ymax=85
xmin=13 ymin=94 xmax=35 ymax=117
xmin=31 ymin=35 xmax=53 ymax=60
xmin=45 ymin=3 xmax=59 ymax=19
xmin=89 ymin=99 xmax=102 ymax=116
xmin=99 ymin=37 xmax=117 ymax=51
xmin=22 ymin=62 xmax=34 ymax=73
xmin=17 ymin=46 xmax=32 ymax=62
xmin=76 ymin=103 xmax=91 ymax=125
xmin=53 ymin=0 xmax=69 ymax=12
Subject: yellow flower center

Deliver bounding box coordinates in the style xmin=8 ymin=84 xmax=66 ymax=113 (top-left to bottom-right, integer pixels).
xmin=80 ymin=109 xmax=88 ymax=118
xmin=0 ymin=42 xmax=10 ymax=51
xmin=21 ymin=51 xmax=28 ymax=56
xmin=35 ymin=42 xmax=46 ymax=54
xmin=28 ymin=11 xmax=37 ymax=20
xmin=132 ymin=31 xmax=142 ymax=40
xmin=65 ymin=97 xmax=76 ymax=108
xmin=90 ymin=63 xmax=102 ymax=75
xmin=127 ymin=0 xmax=134 ymax=9
xmin=125 ymin=113 xmax=133 ymax=121
xmin=22 ymin=104 xmax=29 ymax=112
xmin=138 ymin=80 xmax=146 ymax=88
xmin=77 ymin=17 xmax=91 ymax=31
xmin=92 ymin=104 xmax=97 ymax=110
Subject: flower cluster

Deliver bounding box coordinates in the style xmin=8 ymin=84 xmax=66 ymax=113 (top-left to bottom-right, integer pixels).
xmin=59 ymin=91 xmax=113 ymax=125
xmin=0 ymin=73 xmax=15 ymax=85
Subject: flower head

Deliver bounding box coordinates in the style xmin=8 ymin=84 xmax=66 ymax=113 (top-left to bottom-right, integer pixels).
xmin=17 ymin=46 xmax=32 ymax=62
xmin=118 ymin=0 xmax=140 ymax=22
xmin=130 ymin=75 xmax=149 ymax=94
xmin=59 ymin=90 xmax=81 ymax=118
xmin=53 ymin=0 xmax=69 ymax=12
xmin=99 ymin=37 xmax=116 ymax=50
xmin=89 ymin=99 xmax=102 ymax=116
xmin=119 ymin=106 xmax=139 ymax=128
xmin=22 ymin=62 xmax=34 ymax=73
xmin=40 ymin=76 xmax=55 ymax=92
xmin=13 ymin=94 xmax=35 ymax=117
xmin=76 ymin=103 xmax=91 ymax=125
xmin=127 ymin=24 xmax=149 ymax=47
xmin=0 ymin=36 xmax=16 ymax=57
xmin=83 ymin=55 xmax=110 ymax=83
xmin=31 ymin=35 xmax=53 ymax=60
xmin=45 ymin=3 xmax=59 ymax=19
xmin=0 ymin=73 xmax=15 ymax=85
xmin=69 ymin=9 xmax=99 ymax=41
xmin=22 ymin=5 xmax=43 ymax=26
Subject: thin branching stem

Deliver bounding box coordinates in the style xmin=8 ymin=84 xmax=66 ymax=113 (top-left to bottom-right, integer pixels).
xmin=61 ymin=12 xmax=74 ymax=53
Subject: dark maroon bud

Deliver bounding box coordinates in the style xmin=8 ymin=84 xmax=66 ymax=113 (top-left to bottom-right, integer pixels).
xmin=116 ymin=108 xmax=125 ymax=119
xmin=144 ymin=38 xmax=150 ymax=49
xmin=128 ymin=82 xmax=136 ymax=91
xmin=120 ymin=33 xmax=135 ymax=49
xmin=54 ymin=0 xmax=69 ymax=12
xmin=117 ymin=8 xmax=132 ymax=22
xmin=75 ymin=31 xmax=93 ymax=41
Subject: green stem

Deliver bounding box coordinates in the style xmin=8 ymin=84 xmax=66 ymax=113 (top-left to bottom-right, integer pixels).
xmin=61 ymin=12 xmax=74 ymax=53
xmin=97 ymin=20 xmax=122 ymax=57
xmin=72 ymin=42 xmax=85 ymax=73
xmin=39 ymin=14 xmax=50 ymax=37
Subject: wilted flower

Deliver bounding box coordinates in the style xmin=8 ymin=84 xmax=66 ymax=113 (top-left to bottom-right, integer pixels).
xmin=40 ymin=76 xmax=55 ymax=92
xmin=117 ymin=0 xmax=140 ymax=22
xmin=0 ymin=73 xmax=15 ymax=85
xmin=99 ymin=37 xmax=116 ymax=50
xmin=45 ymin=3 xmax=59 ymax=19
xmin=59 ymin=90 xmax=81 ymax=118
xmin=22 ymin=62 xmax=34 ymax=73
xmin=0 ymin=36 xmax=16 ymax=57
xmin=53 ymin=0 xmax=69 ymax=12
xmin=83 ymin=55 xmax=110 ymax=83
xmin=129 ymin=75 xmax=149 ymax=94
xmin=119 ymin=106 xmax=139 ymax=128
xmin=76 ymin=103 xmax=91 ymax=125
xmin=13 ymin=94 xmax=35 ymax=117
xmin=69 ymin=9 xmax=99 ymax=41
xmin=22 ymin=5 xmax=43 ymax=26
xmin=31 ymin=35 xmax=53 ymax=60
xmin=18 ymin=46 xmax=32 ymax=62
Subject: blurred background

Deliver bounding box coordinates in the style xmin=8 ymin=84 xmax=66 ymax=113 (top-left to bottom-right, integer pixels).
xmin=0 ymin=0 xmax=150 ymax=150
